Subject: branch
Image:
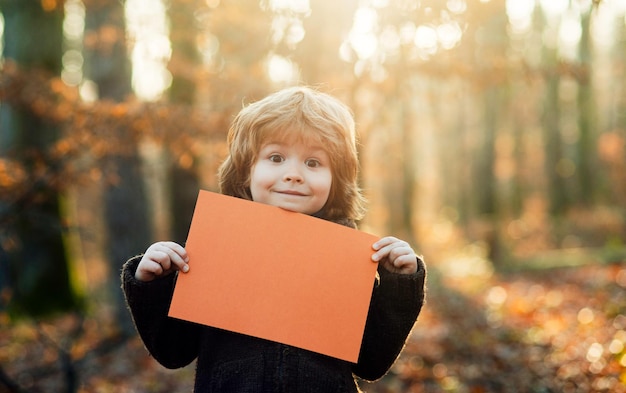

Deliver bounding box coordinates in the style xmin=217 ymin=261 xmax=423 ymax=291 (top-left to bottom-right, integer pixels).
xmin=0 ymin=61 xmax=229 ymax=144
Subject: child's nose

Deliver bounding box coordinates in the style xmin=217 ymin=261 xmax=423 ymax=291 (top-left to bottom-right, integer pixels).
xmin=283 ymin=163 xmax=303 ymax=182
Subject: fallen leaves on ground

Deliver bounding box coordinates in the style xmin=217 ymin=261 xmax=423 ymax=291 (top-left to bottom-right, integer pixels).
xmin=362 ymin=261 xmax=626 ymax=393
xmin=1 ymin=260 xmax=625 ymax=392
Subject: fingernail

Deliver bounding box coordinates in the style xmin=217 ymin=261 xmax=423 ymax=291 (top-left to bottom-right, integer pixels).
xmin=182 ymin=265 xmax=189 ymax=273
xmin=371 ymin=254 xmax=379 ymax=262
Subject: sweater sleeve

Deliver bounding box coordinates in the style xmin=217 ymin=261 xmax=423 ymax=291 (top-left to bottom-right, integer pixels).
xmin=121 ymin=255 xmax=202 ymax=369
xmin=352 ymin=256 xmax=426 ymax=381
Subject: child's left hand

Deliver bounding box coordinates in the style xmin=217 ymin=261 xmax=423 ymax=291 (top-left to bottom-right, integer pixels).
xmin=372 ymin=236 xmax=419 ymax=274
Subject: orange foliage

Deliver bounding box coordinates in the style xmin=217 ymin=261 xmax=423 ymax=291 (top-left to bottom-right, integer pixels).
xmin=0 ymin=61 xmax=230 ymax=203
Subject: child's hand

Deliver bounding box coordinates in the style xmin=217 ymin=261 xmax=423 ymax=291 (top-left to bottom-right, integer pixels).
xmin=372 ymin=236 xmax=419 ymax=274
xmin=135 ymin=241 xmax=190 ymax=282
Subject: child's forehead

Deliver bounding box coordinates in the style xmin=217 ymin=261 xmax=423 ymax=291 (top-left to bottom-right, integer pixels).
xmin=260 ymin=138 xmax=326 ymax=152
xmin=259 ymin=127 xmax=327 ymax=146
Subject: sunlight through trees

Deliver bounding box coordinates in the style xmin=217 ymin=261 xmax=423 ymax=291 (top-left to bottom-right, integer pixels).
xmin=1 ymin=0 xmax=626 ymax=391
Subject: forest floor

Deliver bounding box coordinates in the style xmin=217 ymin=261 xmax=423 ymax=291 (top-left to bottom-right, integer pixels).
xmin=1 ymin=250 xmax=625 ymax=393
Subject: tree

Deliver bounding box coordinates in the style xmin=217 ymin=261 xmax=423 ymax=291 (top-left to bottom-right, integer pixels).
xmin=165 ymin=0 xmax=204 ymax=244
xmin=202 ymin=0 xmax=273 ymax=107
xmin=576 ymin=5 xmax=596 ymax=206
xmin=83 ymin=0 xmax=151 ymax=335
xmin=539 ymin=7 xmax=569 ymax=216
xmin=290 ymin=0 xmax=358 ymax=86
xmin=474 ymin=1 xmax=509 ymax=261
xmin=0 ymin=0 xmax=80 ymax=316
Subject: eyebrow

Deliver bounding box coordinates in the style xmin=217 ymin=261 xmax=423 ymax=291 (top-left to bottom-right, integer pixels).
xmin=262 ymin=141 xmax=327 ymax=153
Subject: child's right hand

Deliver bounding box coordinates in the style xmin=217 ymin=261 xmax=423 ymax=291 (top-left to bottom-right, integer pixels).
xmin=135 ymin=241 xmax=190 ymax=282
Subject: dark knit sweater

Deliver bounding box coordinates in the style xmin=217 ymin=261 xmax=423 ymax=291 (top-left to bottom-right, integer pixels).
xmin=122 ymin=254 xmax=425 ymax=392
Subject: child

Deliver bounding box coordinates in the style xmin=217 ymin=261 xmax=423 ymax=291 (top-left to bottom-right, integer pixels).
xmin=122 ymin=86 xmax=426 ymax=392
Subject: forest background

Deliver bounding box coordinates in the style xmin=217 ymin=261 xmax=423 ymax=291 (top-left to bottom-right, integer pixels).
xmin=1 ymin=0 xmax=626 ymax=392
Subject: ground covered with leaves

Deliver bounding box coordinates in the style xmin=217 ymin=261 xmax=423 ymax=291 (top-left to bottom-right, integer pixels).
xmin=2 ymin=257 xmax=625 ymax=393
xmin=364 ymin=259 xmax=626 ymax=393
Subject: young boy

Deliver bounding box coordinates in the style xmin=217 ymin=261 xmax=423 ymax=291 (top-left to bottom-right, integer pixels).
xmin=122 ymin=86 xmax=426 ymax=391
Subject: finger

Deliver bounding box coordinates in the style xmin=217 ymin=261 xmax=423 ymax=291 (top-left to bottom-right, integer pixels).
xmin=391 ymin=254 xmax=418 ymax=273
xmin=148 ymin=241 xmax=186 ymax=258
xmin=388 ymin=244 xmax=414 ymax=263
xmin=152 ymin=259 xmax=166 ymax=275
xmin=153 ymin=243 xmax=189 ymax=273
xmin=371 ymin=237 xmax=395 ymax=261
xmin=135 ymin=259 xmax=164 ymax=281
xmin=159 ymin=241 xmax=189 ymax=262
xmin=372 ymin=236 xmax=400 ymax=251
xmin=140 ymin=249 xmax=165 ymax=268
xmin=372 ymin=239 xmax=409 ymax=262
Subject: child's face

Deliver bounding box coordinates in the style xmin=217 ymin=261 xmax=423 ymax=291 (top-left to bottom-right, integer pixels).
xmin=249 ymin=139 xmax=332 ymax=215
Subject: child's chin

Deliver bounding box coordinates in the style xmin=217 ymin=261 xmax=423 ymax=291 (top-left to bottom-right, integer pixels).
xmin=276 ymin=204 xmax=311 ymax=215
xmin=277 ymin=206 xmax=302 ymax=213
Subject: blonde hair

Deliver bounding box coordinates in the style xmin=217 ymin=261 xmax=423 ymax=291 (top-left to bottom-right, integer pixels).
xmin=218 ymin=86 xmax=366 ymax=225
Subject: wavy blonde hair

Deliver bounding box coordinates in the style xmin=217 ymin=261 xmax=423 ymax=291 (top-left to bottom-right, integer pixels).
xmin=218 ymin=86 xmax=366 ymax=225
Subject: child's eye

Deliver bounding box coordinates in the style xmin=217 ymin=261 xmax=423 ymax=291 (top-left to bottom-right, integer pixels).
xmin=269 ymin=154 xmax=284 ymax=163
xmin=305 ymin=159 xmax=321 ymax=168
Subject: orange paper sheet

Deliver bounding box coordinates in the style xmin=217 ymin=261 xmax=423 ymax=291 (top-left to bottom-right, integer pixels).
xmin=168 ymin=190 xmax=379 ymax=363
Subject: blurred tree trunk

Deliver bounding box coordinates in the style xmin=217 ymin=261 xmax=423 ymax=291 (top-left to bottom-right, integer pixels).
xmin=477 ymin=86 xmax=501 ymax=217
xmin=510 ymin=103 xmax=525 ymax=216
xmin=204 ymin=0 xmax=273 ymax=108
xmin=613 ymin=10 xmax=626 ymax=235
xmin=380 ymin=92 xmax=409 ymax=238
xmin=83 ymin=0 xmax=150 ymax=336
xmin=454 ymin=32 xmax=476 ymax=229
xmin=618 ymin=13 xmax=626 ymax=187
xmin=0 ymin=0 xmax=80 ymax=316
xmin=370 ymin=63 xmax=417 ymax=240
xmin=292 ymin=0 xmax=357 ymax=86
xmin=474 ymin=2 xmax=508 ymax=262
xmin=455 ymin=85 xmax=472 ymax=226
xmin=538 ymin=9 xmax=568 ymax=216
xmin=619 ymin=13 xmax=626 ymax=136
xmin=399 ymin=81 xmax=416 ymax=242
xmin=165 ymin=0 xmax=203 ymax=244
xmin=543 ymin=65 xmax=567 ymax=216
xmin=576 ymin=7 xmax=595 ymax=206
